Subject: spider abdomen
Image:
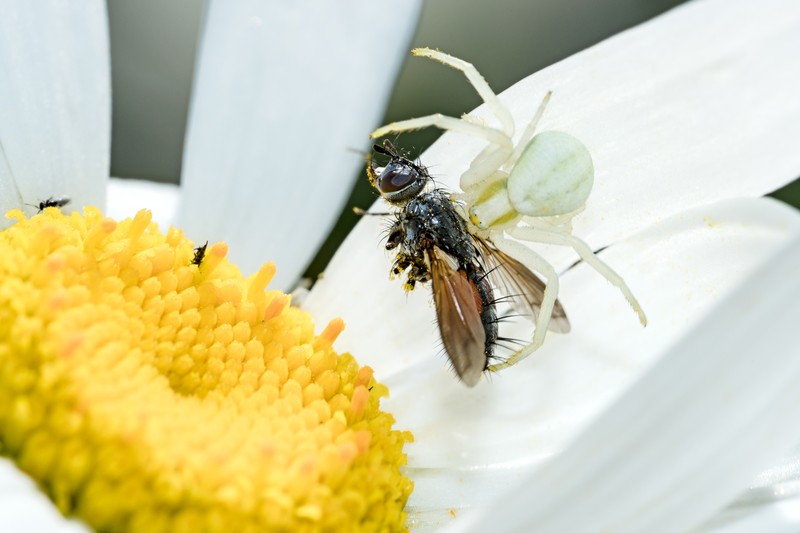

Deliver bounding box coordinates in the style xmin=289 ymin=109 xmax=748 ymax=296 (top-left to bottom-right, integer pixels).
xmin=507 ymin=131 xmax=594 ymax=216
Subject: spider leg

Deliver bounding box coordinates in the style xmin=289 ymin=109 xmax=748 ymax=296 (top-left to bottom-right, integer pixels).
xmin=485 ymin=231 xmax=560 ymax=372
xmin=413 ymin=47 xmax=514 ymax=137
xmin=371 ymin=113 xmax=514 ymax=191
xmin=461 ymin=92 xmax=552 ymax=201
xmin=507 ymin=91 xmax=552 ymax=170
xmin=371 ymin=113 xmax=512 ymax=150
xmin=460 ymin=143 xmax=513 ymax=191
xmin=508 ymin=224 xmax=648 ymax=326
xmin=523 ymin=204 xmax=586 ymax=233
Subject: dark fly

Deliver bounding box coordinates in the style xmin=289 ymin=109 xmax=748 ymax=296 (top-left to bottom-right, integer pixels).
xmin=366 ymin=140 xmax=569 ymax=386
xmin=192 ymin=241 xmax=209 ymax=266
xmin=32 ymin=197 xmax=71 ymax=212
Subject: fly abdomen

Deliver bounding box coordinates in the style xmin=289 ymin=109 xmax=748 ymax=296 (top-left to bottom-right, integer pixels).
xmin=465 ymin=265 xmax=498 ymax=367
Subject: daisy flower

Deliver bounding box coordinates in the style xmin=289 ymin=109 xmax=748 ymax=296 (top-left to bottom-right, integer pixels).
xmin=2 ymin=0 xmax=800 ymax=531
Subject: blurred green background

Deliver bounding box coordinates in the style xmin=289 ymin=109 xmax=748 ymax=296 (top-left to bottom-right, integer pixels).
xmin=107 ymin=0 xmax=800 ymax=282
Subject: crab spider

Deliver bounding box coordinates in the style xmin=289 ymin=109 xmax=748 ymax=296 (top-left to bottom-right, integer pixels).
xmin=370 ymin=48 xmax=647 ymax=373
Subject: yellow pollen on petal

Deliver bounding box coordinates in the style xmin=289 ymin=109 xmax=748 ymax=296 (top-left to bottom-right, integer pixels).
xmin=0 ymin=207 xmax=413 ymax=531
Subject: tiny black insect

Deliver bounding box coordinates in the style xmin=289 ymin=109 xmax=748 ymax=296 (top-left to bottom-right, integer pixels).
xmin=192 ymin=241 xmax=209 ymax=266
xmin=33 ymin=197 xmax=71 ymax=212
xmin=365 ymin=140 xmax=568 ymax=386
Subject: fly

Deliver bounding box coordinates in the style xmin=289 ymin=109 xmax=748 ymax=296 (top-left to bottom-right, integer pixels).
xmin=30 ymin=196 xmax=71 ymax=212
xmin=365 ymin=140 xmax=569 ymax=386
xmin=192 ymin=241 xmax=209 ymax=266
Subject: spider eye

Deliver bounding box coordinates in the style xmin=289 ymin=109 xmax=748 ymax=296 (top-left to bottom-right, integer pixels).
xmin=376 ymin=162 xmax=420 ymax=194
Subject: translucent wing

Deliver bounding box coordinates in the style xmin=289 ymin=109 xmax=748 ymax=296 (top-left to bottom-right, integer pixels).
xmin=429 ymin=246 xmax=487 ymax=387
xmin=474 ymin=237 xmax=571 ymax=334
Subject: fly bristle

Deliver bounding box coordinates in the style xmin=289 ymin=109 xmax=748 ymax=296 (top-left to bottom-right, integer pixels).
xmin=484 ymin=335 xmax=528 ymax=369
xmin=486 ymin=312 xmax=530 ymax=325
xmin=477 ymin=263 xmax=506 ymax=283
xmin=433 ymin=338 xmax=456 ymax=371
xmin=496 ymin=336 xmax=526 ymax=347
xmin=486 ymin=293 xmax=526 ymax=306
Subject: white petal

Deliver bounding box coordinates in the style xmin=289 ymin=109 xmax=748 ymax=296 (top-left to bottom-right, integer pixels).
xmin=178 ymin=0 xmax=422 ymax=289
xmin=106 ymin=177 xmax=180 ymax=231
xmin=304 ymin=197 xmax=800 ymax=529
xmin=720 ymin=500 xmax=800 ymax=532
xmin=0 ymin=459 xmax=88 ymax=532
xmin=413 ymin=0 xmax=800 ymax=271
xmin=0 ymin=1 xmax=110 ymax=221
xmin=450 ymin=232 xmax=800 ymax=532
xmin=705 ymin=446 xmax=800 ymax=531
xmin=708 ymin=497 xmax=800 ymax=532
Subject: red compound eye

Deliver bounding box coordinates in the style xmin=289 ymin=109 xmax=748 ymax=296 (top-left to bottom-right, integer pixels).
xmin=377 ymin=163 xmax=418 ymax=194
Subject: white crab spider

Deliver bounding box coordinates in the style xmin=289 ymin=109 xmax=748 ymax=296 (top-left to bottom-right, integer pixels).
xmin=371 ymin=48 xmax=647 ymax=372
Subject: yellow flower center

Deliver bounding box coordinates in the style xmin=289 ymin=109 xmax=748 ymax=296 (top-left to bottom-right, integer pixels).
xmin=0 ymin=206 xmax=413 ymax=531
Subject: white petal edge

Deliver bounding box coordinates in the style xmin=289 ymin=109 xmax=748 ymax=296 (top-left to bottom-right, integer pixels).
xmin=106 ymin=177 xmax=181 ymax=231
xmin=178 ymin=0 xmax=422 ymax=290
xmin=445 ymin=227 xmax=800 ymax=531
xmin=303 ymin=196 xmax=800 ymax=529
xmin=0 ymin=1 xmax=109 ymax=223
xmin=400 ymin=0 xmax=800 ymax=272
xmin=705 ymin=444 xmax=800 ymax=531
xmin=0 ymin=459 xmax=88 ymax=532
xmin=709 ymin=497 xmax=800 ymax=532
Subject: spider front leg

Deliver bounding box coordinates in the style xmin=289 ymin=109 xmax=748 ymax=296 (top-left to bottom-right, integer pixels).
xmin=371 ymin=113 xmax=511 ymax=149
xmin=486 ymin=231 xmax=561 ymax=372
xmin=412 ymin=47 xmax=514 ymax=136
xmin=506 ymin=91 xmax=552 ymax=170
xmin=371 ymin=113 xmax=513 ymax=191
xmin=459 ymin=142 xmax=513 ymax=192
xmin=508 ymin=223 xmax=648 ymax=326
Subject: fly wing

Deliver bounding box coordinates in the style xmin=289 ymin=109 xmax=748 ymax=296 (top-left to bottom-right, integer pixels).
xmin=474 ymin=237 xmax=570 ymax=334
xmin=429 ymin=246 xmax=487 ymax=387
